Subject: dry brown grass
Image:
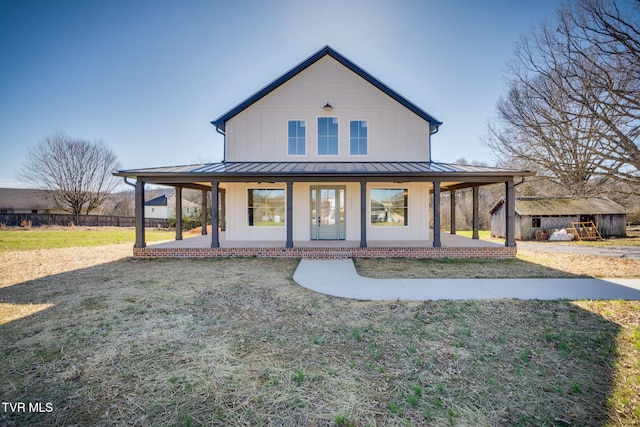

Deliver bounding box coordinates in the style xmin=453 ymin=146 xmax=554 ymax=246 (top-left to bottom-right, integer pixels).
xmin=518 ymin=249 xmax=640 ymax=278
xmin=1 ymin=245 xmax=639 ymax=426
xmin=0 ymin=244 xmax=132 ymax=287
xmin=354 ymin=249 xmax=640 ymax=279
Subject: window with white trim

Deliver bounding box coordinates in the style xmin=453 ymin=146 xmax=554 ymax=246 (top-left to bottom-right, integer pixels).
xmin=318 ymin=117 xmax=339 ymax=155
xmin=350 ymin=120 xmax=368 ymax=155
xmin=370 ymin=188 xmax=408 ymax=226
xmin=287 ymin=120 xmax=306 ymax=155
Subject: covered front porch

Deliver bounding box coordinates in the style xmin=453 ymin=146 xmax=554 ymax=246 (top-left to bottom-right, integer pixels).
xmin=117 ymin=161 xmax=531 ymax=259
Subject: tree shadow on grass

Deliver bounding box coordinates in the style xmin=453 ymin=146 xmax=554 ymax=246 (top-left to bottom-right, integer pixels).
xmin=0 ymin=257 xmax=636 ymax=425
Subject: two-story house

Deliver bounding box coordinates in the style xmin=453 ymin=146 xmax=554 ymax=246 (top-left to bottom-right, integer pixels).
xmin=115 ymin=46 xmax=532 ymax=258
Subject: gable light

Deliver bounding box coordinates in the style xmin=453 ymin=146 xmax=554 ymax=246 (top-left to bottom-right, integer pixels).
xmin=323 ymin=102 xmax=333 ymax=111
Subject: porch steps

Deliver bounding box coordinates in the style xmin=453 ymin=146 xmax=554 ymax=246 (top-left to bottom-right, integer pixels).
xmin=571 ymin=221 xmax=602 ymax=241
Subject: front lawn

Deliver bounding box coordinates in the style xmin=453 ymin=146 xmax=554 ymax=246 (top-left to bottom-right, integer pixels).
xmin=0 ymin=226 xmax=173 ymax=251
xmin=1 ymin=246 xmax=638 ymax=426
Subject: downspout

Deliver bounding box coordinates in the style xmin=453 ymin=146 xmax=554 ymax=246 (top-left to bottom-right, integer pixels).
xmin=122 ymin=176 xmax=145 ymax=247
xmin=428 ymin=124 xmax=439 ymax=163
xmin=215 ymin=124 xmax=226 ymax=163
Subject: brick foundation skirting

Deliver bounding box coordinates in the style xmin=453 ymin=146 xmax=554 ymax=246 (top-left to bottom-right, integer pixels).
xmin=132 ymin=246 xmax=517 ymax=259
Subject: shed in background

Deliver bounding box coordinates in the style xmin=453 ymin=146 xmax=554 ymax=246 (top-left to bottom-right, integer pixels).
xmin=490 ymin=196 xmax=627 ymax=241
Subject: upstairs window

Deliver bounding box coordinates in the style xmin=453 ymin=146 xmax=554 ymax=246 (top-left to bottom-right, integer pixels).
xmin=288 ymin=120 xmax=306 ymax=155
xmin=318 ymin=117 xmax=339 ymax=155
xmin=350 ymin=120 xmax=368 ymax=155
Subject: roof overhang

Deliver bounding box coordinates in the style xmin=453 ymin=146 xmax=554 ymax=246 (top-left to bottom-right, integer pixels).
xmin=114 ymin=161 xmax=534 ymax=192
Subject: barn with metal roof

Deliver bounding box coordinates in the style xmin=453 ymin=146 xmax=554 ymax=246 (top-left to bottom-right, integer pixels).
xmin=490 ymin=196 xmax=627 ymax=240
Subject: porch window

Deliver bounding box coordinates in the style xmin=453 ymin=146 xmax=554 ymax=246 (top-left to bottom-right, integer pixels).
xmin=350 ymin=120 xmax=368 ymax=155
xmin=370 ymin=188 xmax=408 ymax=226
xmin=288 ymin=120 xmax=306 ymax=155
xmin=318 ymin=117 xmax=339 ymax=155
xmin=247 ymin=189 xmax=285 ymax=227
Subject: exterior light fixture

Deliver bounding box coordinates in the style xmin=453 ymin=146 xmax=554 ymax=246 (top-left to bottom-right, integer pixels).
xmin=323 ymin=102 xmax=333 ymax=111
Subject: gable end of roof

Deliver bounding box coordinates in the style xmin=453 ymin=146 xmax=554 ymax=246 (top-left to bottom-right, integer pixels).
xmin=144 ymin=195 xmax=169 ymax=207
xmin=211 ymin=46 xmax=442 ymax=131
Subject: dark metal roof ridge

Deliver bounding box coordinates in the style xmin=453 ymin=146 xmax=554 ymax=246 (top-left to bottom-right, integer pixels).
xmin=211 ymin=45 xmax=443 ymax=131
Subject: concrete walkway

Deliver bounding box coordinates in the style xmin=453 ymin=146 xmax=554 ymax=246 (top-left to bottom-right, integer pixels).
xmin=293 ymin=259 xmax=640 ymax=301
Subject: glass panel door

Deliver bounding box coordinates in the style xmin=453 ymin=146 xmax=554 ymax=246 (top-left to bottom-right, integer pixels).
xmin=310 ymin=186 xmax=345 ymax=240
xmin=318 ymin=188 xmax=337 ymax=239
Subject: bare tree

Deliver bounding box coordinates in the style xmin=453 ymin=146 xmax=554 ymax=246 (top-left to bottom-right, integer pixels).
xmin=20 ymin=132 xmax=122 ymax=215
xmin=487 ymin=0 xmax=640 ymax=195
xmin=102 ymin=191 xmax=135 ymax=217
xmin=486 ymin=70 xmax=612 ymax=195
xmin=560 ymin=0 xmax=640 ymax=186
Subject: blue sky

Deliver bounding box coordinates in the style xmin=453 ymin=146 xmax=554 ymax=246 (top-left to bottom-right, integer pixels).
xmin=0 ymin=0 xmax=562 ymax=188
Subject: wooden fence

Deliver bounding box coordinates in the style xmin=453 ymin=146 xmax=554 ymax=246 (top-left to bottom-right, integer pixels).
xmin=0 ymin=213 xmax=168 ymax=228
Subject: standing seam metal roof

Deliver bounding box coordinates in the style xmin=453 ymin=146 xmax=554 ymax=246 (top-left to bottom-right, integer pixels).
xmin=116 ymin=161 xmax=529 ymax=176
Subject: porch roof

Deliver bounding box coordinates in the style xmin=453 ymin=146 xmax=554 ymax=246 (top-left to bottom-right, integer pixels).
xmin=115 ymin=161 xmax=532 ymax=181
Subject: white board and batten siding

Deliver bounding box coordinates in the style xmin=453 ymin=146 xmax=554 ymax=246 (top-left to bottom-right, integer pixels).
xmin=222 ymin=182 xmax=431 ymax=242
xmin=224 ymin=56 xmax=431 ymax=163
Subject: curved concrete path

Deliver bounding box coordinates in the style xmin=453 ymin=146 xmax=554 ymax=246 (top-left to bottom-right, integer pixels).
xmin=293 ymin=259 xmax=640 ymax=301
